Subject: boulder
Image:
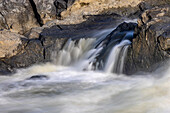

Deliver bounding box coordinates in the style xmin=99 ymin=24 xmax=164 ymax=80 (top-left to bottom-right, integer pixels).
xmin=124 ymin=6 xmax=170 ymax=75
xmin=0 ymin=0 xmax=39 ymax=34
xmin=0 ymin=30 xmax=26 ymax=58
xmin=0 ymin=28 xmax=68 ymax=74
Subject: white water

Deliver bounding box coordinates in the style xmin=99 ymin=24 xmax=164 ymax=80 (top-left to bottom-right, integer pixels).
xmin=104 ymin=40 xmax=131 ymax=73
xmin=0 ymin=62 xmax=170 ymax=113
xmin=0 ymin=27 xmax=169 ymax=113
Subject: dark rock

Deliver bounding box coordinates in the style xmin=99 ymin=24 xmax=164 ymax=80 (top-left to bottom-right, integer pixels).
xmin=54 ymin=0 xmax=75 ymax=18
xmin=93 ymin=22 xmax=137 ymax=70
xmin=26 ymin=75 xmax=49 ymax=80
xmin=0 ymin=61 xmax=13 ymax=75
xmin=115 ymin=22 xmax=137 ymax=32
xmin=124 ymin=6 xmax=170 ymax=75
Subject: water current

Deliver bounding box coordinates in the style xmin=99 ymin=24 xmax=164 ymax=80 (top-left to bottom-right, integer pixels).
xmin=0 ymin=21 xmax=169 ymax=113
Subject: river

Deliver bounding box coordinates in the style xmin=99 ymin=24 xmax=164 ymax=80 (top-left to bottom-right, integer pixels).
xmin=0 ymin=22 xmax=169 ymax=113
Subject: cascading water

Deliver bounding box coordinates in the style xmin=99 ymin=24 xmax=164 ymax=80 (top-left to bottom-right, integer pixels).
xmin=52 ymin=30 xmax=132 ymax=73
xmin=0 ymin=21 xmax=169 ymax=113
xmin=52 ymin=38 xmax=95 ymax=66
xmin=104 ymin=40 xmax=131 ymax=73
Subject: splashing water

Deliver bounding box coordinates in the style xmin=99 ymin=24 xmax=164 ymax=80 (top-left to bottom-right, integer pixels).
xmin=0 ymin=62 xmax=169 ymax=113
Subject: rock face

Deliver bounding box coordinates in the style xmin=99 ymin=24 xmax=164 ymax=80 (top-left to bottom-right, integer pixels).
xmin=33 ymin=0 xmax=75 ymax=24
xmin=0 ymin=30 xmax=68 ymax=74
xmin=0 ymin=0 xmax=39 ymax=34
xmin=124 ymin=6 xmax=170 ymax=75
xmin=58 ymin=0 xmax=142 ymax=25
xmin=0 ymin=30 xmax=25 ymax=58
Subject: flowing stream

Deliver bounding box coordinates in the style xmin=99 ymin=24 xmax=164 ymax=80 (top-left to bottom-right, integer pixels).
xmin=0 ymin=24 xmax=170 ymax=113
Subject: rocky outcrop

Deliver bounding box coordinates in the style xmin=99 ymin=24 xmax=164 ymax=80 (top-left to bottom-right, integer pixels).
xmin=33 ymin=0 xmax=75 ymax=24
xmin=0 ymin=0 xmax=40 ymax=34
xmin=0 ymin=29 xmax=68 ymax=74
xmin=124 ymin=6 xmax=170 ymax=75
xmin=43 ymin=0 xmax=143 ymax=26
xmin=0 ymin=0 xmax=76 ymax=34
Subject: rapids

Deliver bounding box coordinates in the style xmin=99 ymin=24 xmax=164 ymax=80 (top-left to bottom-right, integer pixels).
xmin=0 ymin=63 xmax=170 ymax=113
xmin=0 ymin=20 xmax=169 ymax=113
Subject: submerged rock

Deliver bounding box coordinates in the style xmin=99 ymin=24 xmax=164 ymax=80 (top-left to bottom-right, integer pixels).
xmin=26 ymin=75 xmax=49 ymax=80
xmin=124 ymin=6 xmax=170 ymax=75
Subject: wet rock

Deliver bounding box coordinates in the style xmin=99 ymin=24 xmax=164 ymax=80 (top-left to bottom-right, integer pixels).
xmin=26 ymin=75 xmax=49 ymax=80
xmin=91 ymin=22 xmax=137 ymax=70
xmin=0 ymin=0 xmax=39 ymax=34
xmin=124 ymin=6 xmax=170 ymax=75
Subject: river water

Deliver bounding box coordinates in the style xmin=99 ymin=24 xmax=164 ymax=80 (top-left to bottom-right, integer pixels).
xmin=0 ymin=63 xmax=170 ymax=113
xmin=0 ymin=22 xmax=170 ymax=113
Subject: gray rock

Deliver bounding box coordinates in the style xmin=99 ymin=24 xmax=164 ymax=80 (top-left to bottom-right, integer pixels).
xmin=0 ymin=0 xmax=39 ymax=34
xmin=33 ymin=0 xmax=75 ymax=24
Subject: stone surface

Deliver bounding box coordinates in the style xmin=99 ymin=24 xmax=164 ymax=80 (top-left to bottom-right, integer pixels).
xmin=0 ymin=0 xmax=39 ymax=34
xmin=33 ymin=0 xmax=75 ymax=24
xmin=124 ymin=6 xmax=170 ymax=75
xmin=25 ymin=27 xmax=44 ymax=39
xmin=0 ymin=28 xmax=69 ymax=74
xmin=0 ymin=30 xmax=26 ymax=58
xmin=58 ymin=0 xmax=142 ymax=24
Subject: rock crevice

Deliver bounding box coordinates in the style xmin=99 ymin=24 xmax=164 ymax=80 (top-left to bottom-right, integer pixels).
xmin=29 ymin=0 xmax=44 ymax=26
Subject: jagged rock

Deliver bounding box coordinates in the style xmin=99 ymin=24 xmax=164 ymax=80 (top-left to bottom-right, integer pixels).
xmin=0 ymin=30 xmax=26 ymax=58
xmin=59 ymin=0 xmax=142 ymax=25
xmin=0 ymin=0 xmax=40 ymax=34
xmin=124 ymin=6 xmax=170 ymax=75
xmin=25 ymin=27 xmax=44 ymax=39
xmin=2 ymin=39 xmax=44 ymax=69
xmin=0 ymin=27 xmax=69 ymax=74
xmin=33 ymin=0 xmax=75 ymax=24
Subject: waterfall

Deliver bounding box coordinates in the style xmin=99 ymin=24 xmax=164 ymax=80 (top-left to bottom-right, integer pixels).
xmin=52 ymin=38 xmax=95 ymax=66
xmin=104 ymin=40 xmax=131 ymax=73
xmin=52 ymin=26 xmax=134 ymax=74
